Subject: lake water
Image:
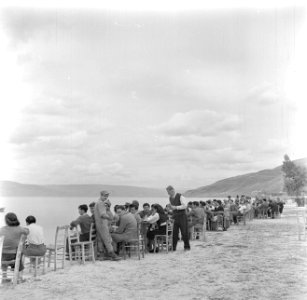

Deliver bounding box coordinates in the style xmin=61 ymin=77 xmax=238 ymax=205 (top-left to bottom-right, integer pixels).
xmin=0 ymin=196 xmax=215 ymax=244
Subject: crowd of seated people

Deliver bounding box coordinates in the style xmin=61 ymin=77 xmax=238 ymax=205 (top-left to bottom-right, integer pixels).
xmin=0 ymin=192 xmax=287 ymax=278
xmin=253 ymin=197 xmax=285 ymax=219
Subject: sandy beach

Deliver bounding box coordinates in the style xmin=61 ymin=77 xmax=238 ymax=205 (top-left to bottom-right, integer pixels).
xmin=1 ymin=206 xmax=307 ymax=300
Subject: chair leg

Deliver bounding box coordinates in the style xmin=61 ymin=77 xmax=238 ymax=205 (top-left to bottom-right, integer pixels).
xmin=47 ymin=250 xmax=51 ymax=268
xmin=62 ymin=248 xmax=65 ymax=269
xmin=68 ymin=245 xmax=72 ymax=263
xmin=91 ymin=244 xmax=95 ymax=263
xmin=12 ymin=265 xmax=20 ymax=286
xmin=54 ymin=250 xmax=57 ymax=271
xmin=138 ymin=242 xmax=140 ymax=260
xmin=34 ymin=257 xmax=38 ymax=278
xmin=142 ymin=241 xmax=145 ymax=258
xmin=123 ymin=243 xmax=126 ymax=260
xmin=81 ymin=244 xmax=85 ymax=264
xmin=42 ymin=255 xmax=46 ymax=275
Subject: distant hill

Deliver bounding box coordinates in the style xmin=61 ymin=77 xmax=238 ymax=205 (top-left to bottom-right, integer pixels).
xmin=184 ymin=157 xmax=307 ymax=198
xmin=0 ymin=181 xmax=165 ymax=197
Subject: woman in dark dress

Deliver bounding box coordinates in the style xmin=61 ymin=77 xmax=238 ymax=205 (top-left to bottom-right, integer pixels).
xmin=0 ymin=213 xmax=29 ymax=282
xmin=146 ymin=204 xmax=168 ymax=253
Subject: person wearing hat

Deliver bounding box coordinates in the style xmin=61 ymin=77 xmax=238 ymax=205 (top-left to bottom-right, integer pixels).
xmin=166 ymin=185 xmax=190 ymax=251
xmin=132 ymin=200 xmax=139 ymax=210
xmin=93 ymin=191 xmax=120 ymax=261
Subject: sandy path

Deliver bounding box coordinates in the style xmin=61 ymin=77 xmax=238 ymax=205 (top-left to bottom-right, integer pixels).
xmin=1 ymin=206 xmax=307 ymax=300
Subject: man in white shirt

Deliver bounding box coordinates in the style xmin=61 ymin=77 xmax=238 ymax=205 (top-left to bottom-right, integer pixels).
xmin=23 ymin=215 xmax=47 ymax=262
xmin=166 ymin=185 xmax=190 ymax=251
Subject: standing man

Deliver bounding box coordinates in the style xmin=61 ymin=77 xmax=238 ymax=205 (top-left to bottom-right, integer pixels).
xmin=166 ymin=185 xmax=190 ymax=251
xmin=94 ymin=191 xmax=120 ymax=261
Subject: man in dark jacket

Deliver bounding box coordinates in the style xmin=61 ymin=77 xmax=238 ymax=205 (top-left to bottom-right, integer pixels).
xmin=111 ymin=205 xmax=138 ymax=253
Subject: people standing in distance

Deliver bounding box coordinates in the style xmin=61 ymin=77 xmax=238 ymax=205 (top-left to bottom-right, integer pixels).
xmin=166 ymin=185 xmax=190 ymax=251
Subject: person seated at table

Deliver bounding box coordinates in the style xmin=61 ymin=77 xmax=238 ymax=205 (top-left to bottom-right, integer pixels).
xmin=263 ymin=199 xmax=270 ymax=217
xmin=164 ymin=204 xmax=173 ymax=218
xmin=145 ymin=204 xmax=168 ymax=253
xmin=139 ymin=203 xmax=152 ymax=219
xmin=277 ymin=198 xmax=285 ymax=215
xmin=212 ymin=200 xmax=225 ymax=230
xmin=214 ymin=200 xmax=224 ymax=212
xmin=23 ymin=216 xmax=46 ymax=264
xmin=70 ymin=204 xmax=93 ymax=242
xmin=124 ymin=202 xmax=131 ymax=212
xmin=206 ymin=200 xmax=214 ymax=211
xmin=187 ymin=201 xmax=193 ymax=213
xmin=229 ymin=200 xmax=239 ymax=224
xmin=188 ymin=201 xmax=205 ymax=228
xmin=110 ymin=205 xmax=138 ymax=254
xmin=0 ymin=213 xmax=29 ymax=283
xmin=187 ymin=201 xmax=205 ymax=239
xmin=89 ymin=202 xmax=96 ymax=223
xmin=129 ymin=203 xmax=142 ymax=224
xmin=269 ymin=200 xmax=278 ymax=219
xmin=131 ymin=200 xmax=140 ymax=211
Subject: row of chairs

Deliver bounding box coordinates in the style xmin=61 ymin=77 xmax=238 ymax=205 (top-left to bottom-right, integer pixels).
xmin=0 ymin=219 xmax=175 ymax=285
xmin=47 ymin=224 xmax=96 ymax=271
xmin=0 ymin=225 xmax=96 ymax=286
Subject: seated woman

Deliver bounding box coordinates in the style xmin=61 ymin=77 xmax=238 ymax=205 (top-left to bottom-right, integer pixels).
xmin=23 ymin=216 xmax=47 ymax=264
xmin=0 ymin=213 xmax=29 ymax=282
xmin=145 ymin=204 xmax=168 ymax=253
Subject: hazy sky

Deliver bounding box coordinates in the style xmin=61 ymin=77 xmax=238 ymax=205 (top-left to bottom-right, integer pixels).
xmin=0 ymin=2 xmax=306 ymax=189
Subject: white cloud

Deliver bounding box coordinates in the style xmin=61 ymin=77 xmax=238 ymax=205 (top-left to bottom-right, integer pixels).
xmin=247 ymin=82 xmax=281 ymax=105
xmin=1 ymin=8 xmax=304 ymax=187
xmin=153 ymin=110 xmax=241 ymax=137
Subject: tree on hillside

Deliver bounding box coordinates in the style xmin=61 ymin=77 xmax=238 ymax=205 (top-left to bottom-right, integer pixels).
xmin=282 ymin=154 xmax=307 ymax=205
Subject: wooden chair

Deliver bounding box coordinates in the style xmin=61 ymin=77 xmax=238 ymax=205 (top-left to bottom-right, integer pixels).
xmin=24 ymin=255 xmax=46 ymax=278
xmin=67 ymin=227 xmax=95 ymax=264
xmin=46 ymin=225 xmax=69 ymax=271
xmin=1 ymin=234 xmax=26 ymax=285
xmin=154 ymin=219 xmax=173 ymax=253
xmin=122 ymin=223 xmax=145 ymax=260
xmin=200 ymin=216 xmax=207 ymax=242
xmin=88 ymin=223 xmax=98 ymax=258
xmin=192 ymin=223 xmax=203 ymax=240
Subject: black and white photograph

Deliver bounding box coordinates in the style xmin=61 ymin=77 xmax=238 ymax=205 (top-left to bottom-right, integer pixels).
xmin=0 ymin=1 xmax=307 ymax=299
